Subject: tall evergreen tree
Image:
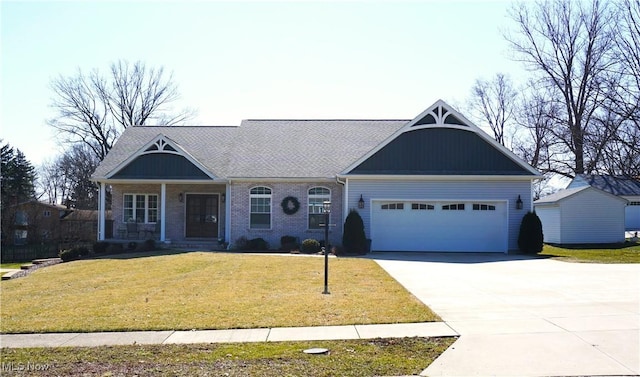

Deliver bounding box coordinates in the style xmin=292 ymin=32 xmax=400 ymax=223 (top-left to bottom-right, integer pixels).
xmin=1 ymin=141 xmax=36 ymax=208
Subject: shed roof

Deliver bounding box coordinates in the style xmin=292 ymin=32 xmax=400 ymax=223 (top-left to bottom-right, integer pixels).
xmin=569 ymin=175 xmax=640 ymax=196
xmin=534 ymin=186 xmax=628 ymax=205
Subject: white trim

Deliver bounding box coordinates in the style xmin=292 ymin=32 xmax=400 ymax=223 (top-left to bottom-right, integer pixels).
xmin=104 ymin=134 xmax=218 ymax=180
xmin=340 ymin=99 xmax=541 ymax=177
xmin=340 ymin=174 xmax=541 ymax=181
xmin=249 ymin=186 xmax=273 ymax=230
xmin=98 ymin=182 xmax=106 ymax=241
xmin=160 ymin=183 xmax=166 ymax=241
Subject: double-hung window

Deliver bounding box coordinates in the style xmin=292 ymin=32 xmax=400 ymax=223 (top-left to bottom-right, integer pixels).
xmin=250 ymin=187 xmax=271 ymax=229
xmin=308 ymin=187 xmax=330 ymax=229
xmin=123 ymin=194 xmax=158 ymax=223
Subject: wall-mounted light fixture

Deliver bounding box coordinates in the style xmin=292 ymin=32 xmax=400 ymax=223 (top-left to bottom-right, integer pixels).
xmin=179 ymin=193 xmax=184 ymax=203
xmin=358 ymin=194 xmax=365 ymax=209
xmin=516 ymin=195 xmax=523 ymax=210
xmin=221 ymin=193 xmax=226 ymax=203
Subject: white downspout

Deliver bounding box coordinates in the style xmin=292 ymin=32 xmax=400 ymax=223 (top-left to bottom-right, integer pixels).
xmin=98 ymin=182 xmax=106 ymax=241
xmin=336 ymin=176 xmax=348 ymax=223
xmin=225 ymin=181 xmax=231 ymax=248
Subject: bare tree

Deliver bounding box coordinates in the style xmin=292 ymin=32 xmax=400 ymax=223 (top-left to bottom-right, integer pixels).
xmin=468 ymin=73 xmax=517 ymax=146
xmin=48 ymin=60 xmax=194 ymax=161
xmin=506 ymin=0 xmax=618 ymax=178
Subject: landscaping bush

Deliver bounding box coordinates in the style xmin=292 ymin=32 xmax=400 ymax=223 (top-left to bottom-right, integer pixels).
xmin=342 ymin=209 xmax=367 ymax=254
xmin=248 ymin=238 xmax=269 ymax=251
xmin=518 ymin=211 xmax=544 ymax=254
xmin=280 ymin=235 xmax=298 ymax=251
xmin=93 ymin=241 xmax=110 ymax=254
xmin=106 ymin=243 xmax=125 ymax=255
xmin=135 ymin=239 xmax=156 ymax=252
xmin=75 ymin=246 xmax=90 ymax=257
xmin=301 ymin=238 xmax=320 ymax=253
xmin=59 ymin=248 xmax=80 ymax=262
xmin=234 ymin=236 xmax=249 ymax=251
xmin=127 ymin=242 xmax=138 ymax=251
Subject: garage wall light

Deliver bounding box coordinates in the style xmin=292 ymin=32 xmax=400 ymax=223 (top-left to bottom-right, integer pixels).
xmin=516 ymin=195 xmax=523 ymax=210
xmin=179 ymin=192 xmax=184 ymax=203
xmin=358 ymin=194 xmax=365 ymax=209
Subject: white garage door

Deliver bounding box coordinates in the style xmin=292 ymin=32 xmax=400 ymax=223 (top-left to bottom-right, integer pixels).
xmin=371 ymin=200 xmax=508 ymax=252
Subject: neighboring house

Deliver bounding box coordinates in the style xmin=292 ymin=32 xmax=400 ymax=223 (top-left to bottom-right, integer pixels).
xmin=3 ymin=201 xmax=72 ymax=245
xmin=60 ymin=210 xmax=113 ymax=242
xmin=534 ymin=186 xmax=628 ymax=244
xmin=567 ymin=175 xmax=640 ymax=230
xmin=91 ymin=100 xmax=541 ymax=253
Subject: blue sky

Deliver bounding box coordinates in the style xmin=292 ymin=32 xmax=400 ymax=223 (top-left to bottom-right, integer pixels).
xmin=1 ymin=1 xmax=525 ymax=166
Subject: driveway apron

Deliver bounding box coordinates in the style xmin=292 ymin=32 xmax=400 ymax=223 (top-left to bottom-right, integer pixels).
xmin=371 ymin=253 xmax=640 ymax=377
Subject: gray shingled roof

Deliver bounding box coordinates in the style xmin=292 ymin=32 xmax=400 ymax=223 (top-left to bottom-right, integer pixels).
xmin=534 ymin=187 xmax=590 ymax=204
xmin=92 ymin=120 xmax=408 ymax=180
xmin=571 ymin=174 xmax=640 ymax=196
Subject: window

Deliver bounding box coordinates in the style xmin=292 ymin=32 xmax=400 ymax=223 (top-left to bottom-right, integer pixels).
xmin=250 ymin=186 xmax=271 ymax=229
xmin=442 ymin=203 xmax=465 ymax=210
xmin=381 ymin=203 xmax=404 ymax=210
xmin=15 ymin=211 xmax=28 ymax=225
xmin=123 ymin=194 xmax=159 ymax=223
xmin=629 ymin=201 xmax=640 ymax=206
xmin=473 ymin=203 xmax=496 ymax=211
xmin=411 ymin=203 xmax=434 ymax=210
xmin=308 ymin=187 xmax=330 ymax=229
xmin=43 ymin=210 xmax=51 ymax=217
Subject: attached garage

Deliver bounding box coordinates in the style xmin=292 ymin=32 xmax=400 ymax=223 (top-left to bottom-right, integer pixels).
xmin=371 ymin=200 xmax=508 ymax=252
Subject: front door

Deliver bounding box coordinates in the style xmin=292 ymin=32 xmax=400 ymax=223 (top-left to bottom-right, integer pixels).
xmin=185 ymin=194 xmax=219 ymax=238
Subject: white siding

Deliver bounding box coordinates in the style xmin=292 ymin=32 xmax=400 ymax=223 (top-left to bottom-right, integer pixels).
xmin=624 ymin=196 xmax=640 ymax=230
xmin=535 ymin=205 xmax=561 ymax=244
xmin=559 ymin=190 xmax=626 ymax=244
xmin=346 ymin=179 xmax=532 ymax=252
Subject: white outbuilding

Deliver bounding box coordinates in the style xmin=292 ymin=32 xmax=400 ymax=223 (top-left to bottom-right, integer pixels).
xmin=534 ymin=186 xmax=628 ymax=244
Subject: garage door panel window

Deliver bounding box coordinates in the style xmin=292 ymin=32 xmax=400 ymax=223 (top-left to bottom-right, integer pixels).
xmin=472 ymin=203 xmax=496 ymax=211
xmin=442 ymin=203 xmax=465 ymax=210
xmin=381 ymin=203 xmax=404 ymax=210
xmin=412 ymin=203 xmax=434 ymax=210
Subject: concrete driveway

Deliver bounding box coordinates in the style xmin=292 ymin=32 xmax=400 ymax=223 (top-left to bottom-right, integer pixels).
xmin=371 ymin=253 xmax=640 ymax=377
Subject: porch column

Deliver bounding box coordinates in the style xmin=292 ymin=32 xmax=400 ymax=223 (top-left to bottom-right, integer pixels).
xmin=98 ymin=182 xmax=106 ymax=241
xmin=160 ymin=183 xmax=166 ymax=242
xmin=225 ymin=183 xmax=231 ymax=246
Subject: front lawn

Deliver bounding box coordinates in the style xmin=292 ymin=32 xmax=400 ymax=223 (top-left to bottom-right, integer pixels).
xmin=0 ymin=337 xmax=456 ymax=377
xmin=540 ymin=242 xmax=640 ymax=263
xmin=0 ymin=252 xmax=438 ymax=333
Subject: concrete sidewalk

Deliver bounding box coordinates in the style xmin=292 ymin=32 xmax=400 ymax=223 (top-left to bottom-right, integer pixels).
xmin=0 ymin=322 xmax=457 ymax=348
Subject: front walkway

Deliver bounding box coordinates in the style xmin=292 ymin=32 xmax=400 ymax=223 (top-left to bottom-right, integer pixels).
xmin=371 ymin=252 xmax=640 ymax=377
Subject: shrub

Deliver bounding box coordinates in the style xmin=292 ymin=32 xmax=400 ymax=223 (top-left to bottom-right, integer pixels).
xmin=93 ymin=241 xmax=109 ymax=254
xmin=234 ymin=236 xmax=249 ymax=251
xmin=59 ymin=248 xmax=80 ymax=262
xmin=248 ymin=238 xmax=269 ymax=251
xmin=127 ymin=242 xmax=138 ymax=251
xmin=301 ymin=238 xmax=321 ymax=253
xmin=342 ymin=209 xmax=367 ymax=254
xmin=75 ymin=246 xmax=90 ymax=257
xmin=280 ymin=235 xmax=298 ymax=251
xmin=518 ymin=211 xmax=544 ymax=254
xmin=135 ymin=239 xmax=156 ymax=252
xmin=106 ymin=243 xmax=124 ymax=255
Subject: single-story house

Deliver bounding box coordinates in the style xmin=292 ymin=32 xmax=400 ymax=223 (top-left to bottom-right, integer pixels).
xmin=534 ymin=186 xmax=627 ymax=244
xmin=91 ymin=100 xmax=541 ymax=253
xmin=567 ymin=174 xmax=640 ymax=230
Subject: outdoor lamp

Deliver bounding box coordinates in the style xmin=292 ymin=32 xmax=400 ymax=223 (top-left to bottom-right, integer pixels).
xmin=358 ymin=194 xmax=365 ymax=209
xmin=516 ymin=195 xmax=523 ymax=210
xmin=322 ymin=200 xmax=331 ymax=295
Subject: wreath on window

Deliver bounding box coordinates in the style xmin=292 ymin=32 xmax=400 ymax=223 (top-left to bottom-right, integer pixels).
xmin=281 ymin=196 xmax=300 ymax=215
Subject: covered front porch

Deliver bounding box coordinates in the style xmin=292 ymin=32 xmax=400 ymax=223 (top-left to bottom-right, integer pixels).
xmin=96 ymin=182 xmax=230 ymax=245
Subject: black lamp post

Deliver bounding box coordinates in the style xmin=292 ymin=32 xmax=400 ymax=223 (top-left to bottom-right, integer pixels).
xmin=322 ymin=200 xmax=331 ymax=295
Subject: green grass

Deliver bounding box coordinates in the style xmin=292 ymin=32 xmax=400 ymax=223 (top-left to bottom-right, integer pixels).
xmin=1 ymin=252 xmax=438 ymax=333
xmin=1 ymin=263 xmax=24 ymax=270
xmin=540 ymin=241 xmax=640 ymax=263
xmin=0 ymin=337 xmax=456 ymax=377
